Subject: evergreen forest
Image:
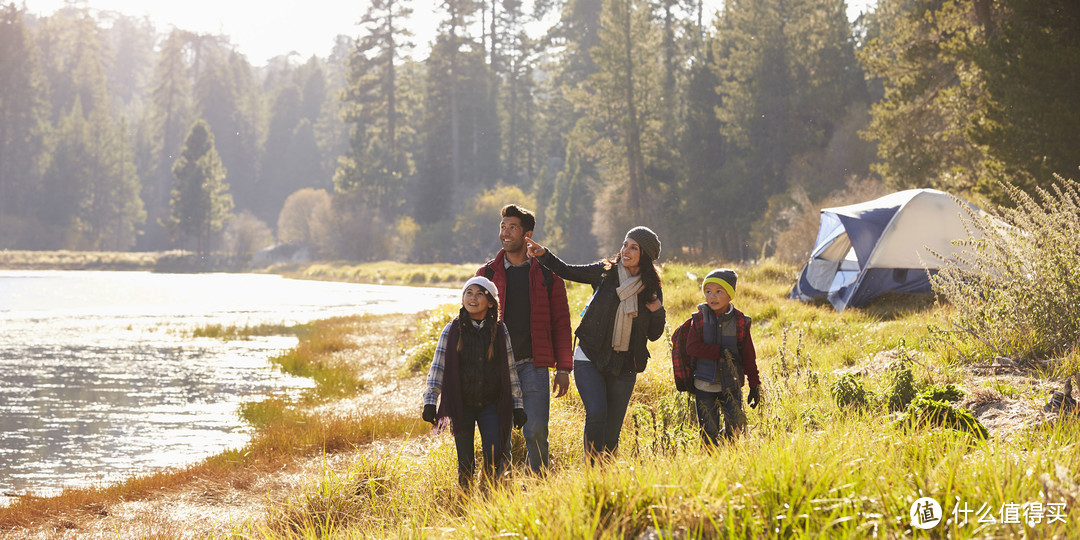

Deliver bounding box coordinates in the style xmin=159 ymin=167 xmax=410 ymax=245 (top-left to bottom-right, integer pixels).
xmin=0 ymin=0 xmax=1076 ymax=263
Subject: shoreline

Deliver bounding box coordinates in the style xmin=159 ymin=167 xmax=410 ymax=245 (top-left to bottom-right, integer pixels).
xmin=0 ymin=250 xmax=477 ymax=288
xmin=0 ymin=308 xmax=448 ymax=536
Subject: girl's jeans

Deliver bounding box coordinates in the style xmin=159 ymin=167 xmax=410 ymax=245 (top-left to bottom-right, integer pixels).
xmin=454 ymin=403 xmax=502 ymax=486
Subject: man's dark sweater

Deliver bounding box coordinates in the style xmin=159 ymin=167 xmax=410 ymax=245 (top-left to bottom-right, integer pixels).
xmin=503 ymin=263 xmax=533 ymax=360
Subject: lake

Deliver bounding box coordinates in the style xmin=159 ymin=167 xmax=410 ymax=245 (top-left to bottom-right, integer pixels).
xmin=0 ymin=270 xmax=459 ymax=503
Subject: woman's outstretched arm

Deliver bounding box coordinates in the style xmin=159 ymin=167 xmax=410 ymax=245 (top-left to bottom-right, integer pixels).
xmin=526 ymin=238 xmax=605 ymax=286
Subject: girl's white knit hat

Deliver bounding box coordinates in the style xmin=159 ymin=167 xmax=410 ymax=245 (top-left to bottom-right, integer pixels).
xmin=462 ymin=276 xmax=500 ymax=306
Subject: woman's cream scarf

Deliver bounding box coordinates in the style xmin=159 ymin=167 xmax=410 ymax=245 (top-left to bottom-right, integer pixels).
xmin=611 ymin=263 xmax=644 ymax=351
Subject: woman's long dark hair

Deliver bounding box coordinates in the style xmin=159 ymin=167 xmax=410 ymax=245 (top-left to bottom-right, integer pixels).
xmin=604 ymin=252 xmax=662 ymax=298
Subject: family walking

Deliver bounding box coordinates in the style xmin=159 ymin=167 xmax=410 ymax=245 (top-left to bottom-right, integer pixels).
xmin=423 ymin=204 xmax=762 ymax=488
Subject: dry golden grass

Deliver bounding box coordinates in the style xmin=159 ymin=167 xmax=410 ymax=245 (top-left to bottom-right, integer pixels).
xmin=0 ymin=250 xmax=174 ymax=270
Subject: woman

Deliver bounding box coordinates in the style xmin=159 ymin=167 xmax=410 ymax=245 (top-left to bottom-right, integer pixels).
xmin=526 ymin=226 xmax=665 ymax=460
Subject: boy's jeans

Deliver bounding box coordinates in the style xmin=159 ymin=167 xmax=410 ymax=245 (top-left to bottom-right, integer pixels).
xmin=454 ymin=403 xmax=502 ymax=487
xmin=574 ymin=359 xmax=637 ymax=459
xmin=693 ymin=386 xmax=746 ymax=445
xmin=514 ymin=359 xmax=550 ymax=473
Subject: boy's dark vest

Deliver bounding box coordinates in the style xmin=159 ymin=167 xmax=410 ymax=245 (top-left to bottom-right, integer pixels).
xmin=437 ymin=317 xmax=513 ymax=447
xmin=693 ymin=305 xmax=743 ymax=390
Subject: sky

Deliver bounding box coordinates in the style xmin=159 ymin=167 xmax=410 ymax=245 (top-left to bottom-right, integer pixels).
xmin=19 ymin=0 xmax=877 ymax=67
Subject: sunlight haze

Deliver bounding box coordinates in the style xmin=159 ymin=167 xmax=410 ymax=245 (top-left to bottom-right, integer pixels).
xmin=20 ymin=0 xmax=875 ymax=67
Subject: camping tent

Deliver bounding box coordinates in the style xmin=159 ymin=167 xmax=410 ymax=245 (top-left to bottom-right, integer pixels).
xmin=790 ymin=189 xmax=980 ymax=311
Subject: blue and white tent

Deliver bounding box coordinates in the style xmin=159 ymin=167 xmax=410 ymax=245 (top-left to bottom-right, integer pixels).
xmin=790 ymin=189 xmax=981 ymax=311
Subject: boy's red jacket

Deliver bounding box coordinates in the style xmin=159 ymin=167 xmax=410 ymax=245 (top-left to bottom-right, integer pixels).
xmin=671 ymin=308 xmax=758 ymax=391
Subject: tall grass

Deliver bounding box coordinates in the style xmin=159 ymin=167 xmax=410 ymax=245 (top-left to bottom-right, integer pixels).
xmin=240 ymin=258 xmax=1079 ymax=538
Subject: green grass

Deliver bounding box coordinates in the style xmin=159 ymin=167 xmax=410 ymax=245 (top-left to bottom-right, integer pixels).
xmin=232 ymin=259 xmax=1080 ymax=538
xmin=191 ymin=321 xmax=307 ymax=339
xmin=265 ymin=260 xmax=477 ymax=288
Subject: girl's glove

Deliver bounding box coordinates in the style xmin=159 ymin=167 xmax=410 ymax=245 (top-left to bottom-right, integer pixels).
xmin=423 ymin=404 xmax=437 ymax=425
xmin=747 ymin=386 xmax=761 ymax=408
xmin=513 ymin=408 xmax=527 ymax=429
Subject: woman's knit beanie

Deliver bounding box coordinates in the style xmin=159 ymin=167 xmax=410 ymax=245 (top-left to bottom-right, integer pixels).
xmin=625 ymin=226 xmax=661 ymax=261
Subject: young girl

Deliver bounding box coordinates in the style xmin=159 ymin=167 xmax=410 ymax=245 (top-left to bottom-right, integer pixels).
xmin=526 ymin=226 xmax=666 ymax=461
xmin=422 ymin=276 xmax=526 ymax=488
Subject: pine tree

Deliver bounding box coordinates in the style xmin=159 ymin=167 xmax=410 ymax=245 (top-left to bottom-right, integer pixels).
xmin=0 ymin=3 xmax=50 ymax=241
xmin=168 ymin=119 xmax=234 ymax=255
xmin=336 ymin=0 xmax=416 ymax=221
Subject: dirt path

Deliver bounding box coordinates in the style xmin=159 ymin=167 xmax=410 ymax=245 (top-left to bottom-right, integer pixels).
xmin=0 ymin=312 xmax=436 ymax=539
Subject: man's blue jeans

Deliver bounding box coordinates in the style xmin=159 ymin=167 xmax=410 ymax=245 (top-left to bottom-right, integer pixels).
xmin=514 ymin=360 xmax=551 ymax=473
xmin=574 ymin=359 xmax=637 ymax=460
xmin=454 ymin=403 xmax=502 ymax=487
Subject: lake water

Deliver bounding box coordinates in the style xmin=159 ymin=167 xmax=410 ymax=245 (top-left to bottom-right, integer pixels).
xmin=0 ymin=270 xmax=459 ymax=503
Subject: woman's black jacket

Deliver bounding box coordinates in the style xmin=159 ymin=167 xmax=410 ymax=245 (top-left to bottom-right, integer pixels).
xmin=537 ymin=251 xmax=666 ymax=375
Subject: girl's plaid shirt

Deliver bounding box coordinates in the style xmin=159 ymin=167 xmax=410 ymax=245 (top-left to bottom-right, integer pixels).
xmin=422 ymin=320 xmax=524 ymax=408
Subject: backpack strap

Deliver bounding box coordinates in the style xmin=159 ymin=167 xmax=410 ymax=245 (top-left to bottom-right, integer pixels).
xmin=485 ymin=258 xmax=553 ymax=296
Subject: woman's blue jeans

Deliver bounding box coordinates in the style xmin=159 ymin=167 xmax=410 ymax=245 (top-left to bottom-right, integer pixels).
xmin=574 ymin=359 xmax=637 ymax=460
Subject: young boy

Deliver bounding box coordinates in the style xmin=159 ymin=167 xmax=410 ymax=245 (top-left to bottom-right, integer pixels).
xmin=422 ymin=276 xmax=527 ymax=488
xmin=681 ymin=268 xmax=761 ymax=444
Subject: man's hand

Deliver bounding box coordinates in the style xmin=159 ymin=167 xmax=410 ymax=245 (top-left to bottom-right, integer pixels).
xmin=552 ymin=371 xmax=570 ymax=398
xmin=423 ymin=404 xmax=437 ymax=425
xmin=513 ymin=408 xmax=527 ymax=429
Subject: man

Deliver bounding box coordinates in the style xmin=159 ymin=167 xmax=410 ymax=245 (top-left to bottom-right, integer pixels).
xmin=476 ymin=204 xmax=572 ymax=473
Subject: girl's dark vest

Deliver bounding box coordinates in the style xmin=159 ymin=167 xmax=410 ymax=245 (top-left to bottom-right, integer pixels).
xmin=436 ymin=317 xmax=513 ymax=448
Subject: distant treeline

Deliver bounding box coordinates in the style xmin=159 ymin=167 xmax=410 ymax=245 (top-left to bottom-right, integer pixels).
xmin=0 ymin=0 xmax=1075 ymax=263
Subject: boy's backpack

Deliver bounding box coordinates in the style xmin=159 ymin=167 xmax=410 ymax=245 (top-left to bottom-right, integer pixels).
xmin=670 ymin=312 xmax=701 ymax=392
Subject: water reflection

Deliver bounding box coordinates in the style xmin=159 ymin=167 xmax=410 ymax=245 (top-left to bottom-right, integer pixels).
xmin=0 ymin=270 xmax=458 ymax=502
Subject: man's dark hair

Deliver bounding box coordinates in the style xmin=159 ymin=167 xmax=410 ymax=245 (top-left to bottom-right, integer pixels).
xmin=501 ymin=204 xmax=536 ymax=233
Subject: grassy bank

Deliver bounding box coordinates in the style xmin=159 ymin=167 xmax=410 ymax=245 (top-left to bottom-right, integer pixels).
xmin=0 ymin=250 xmax=478 ymax=286
xmin=3 ymin=260 xmax=1077 ymax=538
xmin=0 ymin=249 xmax=168 ymax=271
xmin=264 ymin=260 xmax=477 ymax=288
xmin=0 ymin=313 xmax=440 ymax=535
xmin=242 ymin=260 xmax=1080 ymax=538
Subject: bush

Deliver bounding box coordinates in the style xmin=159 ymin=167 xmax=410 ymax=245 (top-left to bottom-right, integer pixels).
xmin=401 ymin=308 xmax=455 ymax=374
xmin=831 ymin=374 xmax=872 ymax=410
xmin=930 ymin=177 xmax=1080 ymax=361
xmin=920 ymin=383 xmax=964 ymax=403
xmin=899 ymin=396 xmax=988 ymax=440
xmin=884 ymin=366 xmax=919 ymax=412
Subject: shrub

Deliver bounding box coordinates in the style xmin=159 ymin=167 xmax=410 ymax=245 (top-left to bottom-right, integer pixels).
xmin=920 ymin=383 xmax=964 ymax=403
xmin=884 ymin=366 xmax=919 ymax=412
xmin=929 ymin=177 xmax=1080 ymax=361
xmin=401 ymin=309 xmax=455 ymax=374
xmin=899 ymin=396 xmax=989 ymax=440
xmin=831 ymin=373 xmax=872 ymax=410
